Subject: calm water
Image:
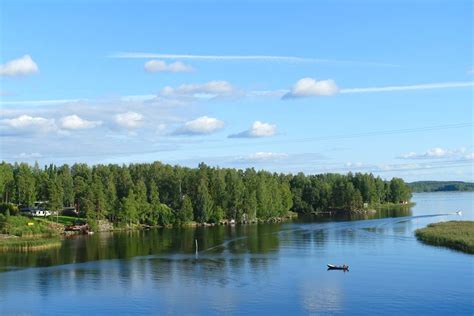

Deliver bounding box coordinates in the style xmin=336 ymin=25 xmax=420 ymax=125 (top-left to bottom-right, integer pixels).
xmin=1 ymin=192 xmax=473 ymax=315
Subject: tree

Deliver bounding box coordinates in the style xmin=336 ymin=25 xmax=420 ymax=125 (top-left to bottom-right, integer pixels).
xmin=145 ymin=181 xmax=160 ymax=225
xmin=90 ymin=174 xmax=107 ymax=220
xmin=225 ymin=170 xmax=244 ymax=220
xmin=177 ymin=195 xmax=194 ymax=224
xmin=58 ymin=165 xmax=75 ymax=207
xmin=280 ymin=181 xmax=293 ymax=215
xmin=2 ymin=160 xmax=412 ymax=225
xmin=389 ymin=178 xmax=411 ymax=203
xmin=256 ymin=176 xmax=271 ymax=219
xmin=47 ymin=174 xmax=63 ymax=211
xmin=195 ymin=178 xmax=213 ymax=223
xmin=242 ymin=188 xmax=257 ymax=221
xmin=15 ymin=163 xmax=36 ymax=206
xmin=0 ymin=163 xmax=14 ymax=203
xmin=135 ymin=179 xmax=150 ymax=223
xmin=119 ymin=190 xmax=138 ymax=225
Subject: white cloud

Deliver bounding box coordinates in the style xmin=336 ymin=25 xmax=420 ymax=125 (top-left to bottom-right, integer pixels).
xmin=342 ymin=159 xmax=473 ymax=175
xmin=15 ymin=152 xmax=42 ymax=159
xmin=115 ymin=111 xmax=143 ymax=129
xmin=283 ymin=78 xmax=339 ymax=99
xmin=156 ymin=123 xmax=167 ymax=134
xmin=0 ymin=55 xmax=39 ymax=77
xmin=399 ymin=147 xmax=473 ymax=160
xmin=144 ymin=60 xmax=193 ymax=73
xmin=229 ymin=121 xmax=277 ymax=138
xmin=60 ymin=115 xmax=102 ymax=130
xmin=160 ymin=81 xmax=236 ymax=99
xmin=345 ymin=162 xmax=365 ymax=168
xmin=238 ymin=152 xmax=288 ymax=163
xmin=174 ymin=116 xmax=224 ymax=135
xmin=1 ymin=115 xmax=56 ymax=133
xmin=281 ymin=80 xmax=474 ymax=100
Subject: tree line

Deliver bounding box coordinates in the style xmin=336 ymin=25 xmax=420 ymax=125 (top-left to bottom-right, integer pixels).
xmin=0 ymin=161 xmax=411 ymax=226
xmin=408 ymin=181 xmax=474 ymax=193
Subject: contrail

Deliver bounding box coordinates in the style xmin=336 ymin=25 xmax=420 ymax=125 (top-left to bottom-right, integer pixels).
xmin=340 ymin=81 xmax=474 ymax=93
xmin=108 ymin=52 xmax=400 ymax=67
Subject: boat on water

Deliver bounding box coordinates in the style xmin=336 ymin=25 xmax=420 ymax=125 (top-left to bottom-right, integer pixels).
xmin=327 ymin=264 xmax=349 ymax=270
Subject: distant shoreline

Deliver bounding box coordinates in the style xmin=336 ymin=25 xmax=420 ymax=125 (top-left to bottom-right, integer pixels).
xmin=408 ymin=181 xmax=474 ymax=193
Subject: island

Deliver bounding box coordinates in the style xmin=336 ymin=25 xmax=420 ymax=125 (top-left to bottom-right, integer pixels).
xmin=415 ymin=221 xmax=474 ymax=254
xmin=1 ymin=161 xmax=412 ymax=251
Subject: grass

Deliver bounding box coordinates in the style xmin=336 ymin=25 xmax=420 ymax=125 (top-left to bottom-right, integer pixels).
xmin=415 ymin=221 xmax=474 ymax=254
xmin=0 ymin=215 xmax=63 ymax=252
xmin=0 ymin=237 xmax=61 ymax=252
xmin=1 ymin=216 xmax=58 ymax=237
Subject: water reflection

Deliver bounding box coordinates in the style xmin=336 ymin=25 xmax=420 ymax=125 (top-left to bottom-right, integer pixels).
xmin=1 ymin=193 xmax=473 ymax=315
xmin=0 ymin=207 xmax=413 ymax=271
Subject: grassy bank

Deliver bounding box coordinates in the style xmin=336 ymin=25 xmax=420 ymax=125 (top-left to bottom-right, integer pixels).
xmin=43 ymin=215 xmax=86 ymax=226
xmin=1 ymin=215 xmax=59 ymax=237
xmin=0 ymin=215 xmax=62 ymax=252
xmin=415 ymin=221 xmax=474 ymax=254
xmin=0 ymin=236 xmax=61 ymax=252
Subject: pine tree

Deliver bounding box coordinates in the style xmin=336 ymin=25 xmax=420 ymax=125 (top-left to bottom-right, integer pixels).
xmin=15 ymin=163 xmax=36 ymax=206
xmin=0 ymin=163 xmax=14 ymax=203
xmin=178 ymin=195 xmax=194 ymax=224
xmin=196 ymin=178 xmax=213 ymax=223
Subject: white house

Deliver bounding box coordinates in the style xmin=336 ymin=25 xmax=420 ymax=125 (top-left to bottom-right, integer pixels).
xmin=20 ymin=201 xmax=53 ymax=217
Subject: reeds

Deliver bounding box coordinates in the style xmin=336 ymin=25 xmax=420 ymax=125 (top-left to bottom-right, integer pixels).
xmin=415 ymin=221 xmax=474 ymax=254
xmin=0 ymin=237 xmax=62 ymax=252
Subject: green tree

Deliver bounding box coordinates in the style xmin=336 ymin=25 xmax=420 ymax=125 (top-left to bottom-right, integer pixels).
xmin=242 ymin=188 xmax=257 ymax=221
xmin=15 ymin=163 xmax=36 ymax=206
xmin=58 ymin=165 xmax=75 ymax=207
xmin=47 ymin=174 xmax=63 ymax=211
xmin=389 ymin=178 xmax=412 ymax=203
xmin=0 ymin=163 xmax=14 ymax=203
xmin=195 ymin=178 xmax=213 ymax=223
xmin=177 ymin=195 xmax=194 ymax=224
xmin=225 ymin=170 xmax=244 ymax=220
xmin=119 ymin=190 xmax=138 ymax=225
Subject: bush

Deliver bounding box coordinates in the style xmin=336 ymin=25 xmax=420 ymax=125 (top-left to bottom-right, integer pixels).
xmin=0 ymin=214 xmax=6 ymax=230
xmin=0 ymin=203 xmax=19 ymax=216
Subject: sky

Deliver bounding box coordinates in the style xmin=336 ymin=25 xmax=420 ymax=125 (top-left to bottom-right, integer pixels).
xmin=0 ymin=0 xmax=473 ymax=181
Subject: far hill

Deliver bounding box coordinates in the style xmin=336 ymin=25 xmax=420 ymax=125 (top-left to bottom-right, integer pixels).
xmin=408 ymin=181 xmax=474 ymax=192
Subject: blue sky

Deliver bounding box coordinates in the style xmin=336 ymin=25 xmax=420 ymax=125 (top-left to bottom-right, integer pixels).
xmin=0 ymin=0 xmax=473 ymax=181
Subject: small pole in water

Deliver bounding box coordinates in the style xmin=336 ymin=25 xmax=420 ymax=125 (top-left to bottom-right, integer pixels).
xmin=195 ymin=239 xmax=198 ymax=258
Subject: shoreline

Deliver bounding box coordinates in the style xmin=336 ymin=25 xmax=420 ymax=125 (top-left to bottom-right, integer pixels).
xmin=0 ymin=203 xmax=412 ymax=252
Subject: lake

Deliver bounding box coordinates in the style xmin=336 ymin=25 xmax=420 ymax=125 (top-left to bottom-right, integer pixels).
xmin=1 ymin=192 xmax=473 ymax=315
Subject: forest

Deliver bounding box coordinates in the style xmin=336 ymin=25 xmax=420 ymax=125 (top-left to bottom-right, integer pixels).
xmin=408 ymin=181 xmax=474 ymax=192
xmin=0 ymin=161 xmax=411 ymax=226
